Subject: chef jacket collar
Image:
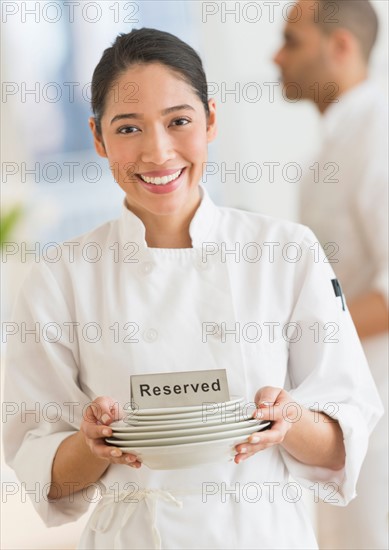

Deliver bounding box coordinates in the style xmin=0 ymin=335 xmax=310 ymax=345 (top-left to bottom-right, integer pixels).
xmin=322 ymin=79 xmax=378 ymax=140
xmin=119 ymin=186 xmax=220 ymax=250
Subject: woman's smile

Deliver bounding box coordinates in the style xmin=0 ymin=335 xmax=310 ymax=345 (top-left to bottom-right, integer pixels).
xmin=135 ymin=167 xmax=186 ymax=194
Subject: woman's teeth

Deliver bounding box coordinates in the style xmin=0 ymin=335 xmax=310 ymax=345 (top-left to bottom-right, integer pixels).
xmin=139 ymin=169 xmax=182 ymax=185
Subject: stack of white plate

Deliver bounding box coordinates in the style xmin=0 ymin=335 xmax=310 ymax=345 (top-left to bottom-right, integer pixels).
xmin=105 ymin=397 xmax=270 ymax=469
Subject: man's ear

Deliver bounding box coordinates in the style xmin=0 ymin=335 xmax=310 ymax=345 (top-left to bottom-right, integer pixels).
xmin=206 ymin=98 xmax=217 ymax=143
xmin=89 ymin=117 xmax=108 ymax=158
xmin=328 ymin=28 xmax=358 ymax=63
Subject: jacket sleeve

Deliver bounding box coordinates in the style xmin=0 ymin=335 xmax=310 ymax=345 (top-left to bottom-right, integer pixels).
xmin=2 ymin=261 xmax=94 ymax=526
xmin=280 ymin=227 xmax=384 ymax=506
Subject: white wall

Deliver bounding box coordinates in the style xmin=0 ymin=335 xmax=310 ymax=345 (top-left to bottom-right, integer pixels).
xmin=194 ymin=0 xmax=388 ymax=220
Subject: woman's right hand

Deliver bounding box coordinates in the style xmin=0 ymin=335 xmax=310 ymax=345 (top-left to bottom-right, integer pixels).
xmin=80 ymin=396 xmax=142 ymax=468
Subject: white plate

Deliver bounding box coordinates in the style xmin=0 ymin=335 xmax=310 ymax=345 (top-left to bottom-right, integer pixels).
xmin=124 ymin=404 xmax=248 ymax=422
xmin=106 ymin=421 xmax=270 ymax=447
xmin=110 ymin=414 xmax=251 ymax=432
xmin=121 ymin=408 xmax=254 ymax=427
xmin=123 ymin=404 xmax=255 ymax=426
xmin=126 ymin=396 xmax=245 ymax=416
xmin=111 ymin=418 xmax=264 ymax=440
xmin=111 ymin=430 xmax=270 ymax=470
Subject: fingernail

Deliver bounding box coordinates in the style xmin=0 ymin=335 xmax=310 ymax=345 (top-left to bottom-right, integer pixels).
xmin=260 ymin=401 xmax=274 ymax=407
xmin=102 ymin=414 xmax=111 ymax=424
xmin=102 ymin=428 xmax=111 ymax=437
xmin=239 ymin=446 xmax=247 ymax=454
xmin=110 ymin=449 xmax=121 ymax=457
xmin=250 ymin=435 xmax=261 ymax=444
xmin=124 ymin=455 xmax=135 ymax=463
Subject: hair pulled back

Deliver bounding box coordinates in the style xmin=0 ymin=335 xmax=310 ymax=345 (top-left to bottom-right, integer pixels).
xmin=91 ymin=28 xmax=209 ymax=134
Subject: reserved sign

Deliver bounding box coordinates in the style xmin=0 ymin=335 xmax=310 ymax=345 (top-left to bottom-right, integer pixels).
xmin=130 ymin=369 xmax=230 ymax=409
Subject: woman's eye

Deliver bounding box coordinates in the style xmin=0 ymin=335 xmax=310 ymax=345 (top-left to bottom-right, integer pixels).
xmin=170 ymin=117 xmax=190 ymax=127
xmin=117 ymin=126 xmax=139 ymax=134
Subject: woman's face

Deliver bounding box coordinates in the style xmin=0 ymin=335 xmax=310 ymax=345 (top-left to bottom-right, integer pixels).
xmin=90 ymin=63 xmax=217 ymax=219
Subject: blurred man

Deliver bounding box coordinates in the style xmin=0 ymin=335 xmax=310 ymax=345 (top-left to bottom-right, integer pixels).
xmin=274 ymin=1 xmax=388 ymax=549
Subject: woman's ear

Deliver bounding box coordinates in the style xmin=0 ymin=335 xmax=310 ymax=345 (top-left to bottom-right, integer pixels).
xmin=89 ymin=117 xmax=108 ymax=158
xmin=206 ymin=98 xmax=217 ymax=143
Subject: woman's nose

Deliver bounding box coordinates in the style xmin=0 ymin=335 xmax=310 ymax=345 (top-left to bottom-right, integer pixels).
xmin=140 ymin=129 xmax=175 ymax=165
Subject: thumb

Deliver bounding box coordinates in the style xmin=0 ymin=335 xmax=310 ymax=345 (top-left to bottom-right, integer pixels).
xmin=86 ymin=396 xmax=122 ymax=425
xmin=254 ymin=386 xmax=282 ymax=408
xmin=253 ymin=386 xmax=282 ymax=421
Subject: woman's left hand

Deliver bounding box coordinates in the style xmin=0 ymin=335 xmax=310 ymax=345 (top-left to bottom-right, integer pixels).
xmin=234 ymin=386 xmax=299 ymax=464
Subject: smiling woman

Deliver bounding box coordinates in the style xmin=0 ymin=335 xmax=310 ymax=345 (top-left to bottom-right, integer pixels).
xmin=90 ymin=66 xmax=215 ymax=248
xmin=89 ymin=30 xmax=216 ymax=248
xmin=3 ymin=27 xmax=383 ymax=550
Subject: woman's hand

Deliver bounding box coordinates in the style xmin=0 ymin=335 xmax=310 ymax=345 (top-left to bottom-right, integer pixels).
xmin=234 ymin=386 xmax=345 ymax=470
xmin=80 ymin=396 xmax=142 ymax=468
xmin=48 ymin=396 xmax=143 ymax=499
xmin=234 ymin=386 xmax=297 ymax=464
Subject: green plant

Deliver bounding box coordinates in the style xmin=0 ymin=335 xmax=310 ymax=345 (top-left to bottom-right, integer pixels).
xmin=0 ymin=205 xmax=24 ymax=248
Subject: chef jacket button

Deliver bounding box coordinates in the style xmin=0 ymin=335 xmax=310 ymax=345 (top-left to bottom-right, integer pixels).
xmin=139 ymin=261 xmax=155 ymax=276
xmin=213 ymin=323 xmax=222 ymax=338
xmin=143 ymin=328 xmax=158 ymax=342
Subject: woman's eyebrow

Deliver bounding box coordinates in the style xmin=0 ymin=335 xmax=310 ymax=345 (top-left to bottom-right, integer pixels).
xmin=110 ymin=104 xmax=195 ymax=125
xmin=110 ymin=113 xmax=142 ymax=125
xmin=162 ymin=104 xmax=195 ymax=115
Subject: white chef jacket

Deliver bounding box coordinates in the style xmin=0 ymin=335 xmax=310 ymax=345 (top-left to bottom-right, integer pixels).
xmin=300 ymin=79 xmax=388 ymax=304
xmin=300 ymin=80 xmax=388 ymax=549
xmin=3 ymin=187 xmax=383 ymax=550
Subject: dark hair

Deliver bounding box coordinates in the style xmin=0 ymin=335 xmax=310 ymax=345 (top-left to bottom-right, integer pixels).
xmin=316 ymin=0 xmax=378 ymax=62
xmin=91 ymin=28 xmax=209 ymax=134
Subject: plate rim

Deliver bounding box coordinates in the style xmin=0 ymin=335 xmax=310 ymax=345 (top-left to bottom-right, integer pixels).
xmin=106 ymin=421 xmax=270 ymax=448
xmin=124 ymin=396 xmax=247 ymax=416
xmin=114 ymin=424 xmax=271 ymax=453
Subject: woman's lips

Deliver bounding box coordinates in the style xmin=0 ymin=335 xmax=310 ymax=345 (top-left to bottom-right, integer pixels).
xmin=139 ymin=168 xmax=183 ymax=185
xmin=136 ymin=167 xmax=186 ymax=194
